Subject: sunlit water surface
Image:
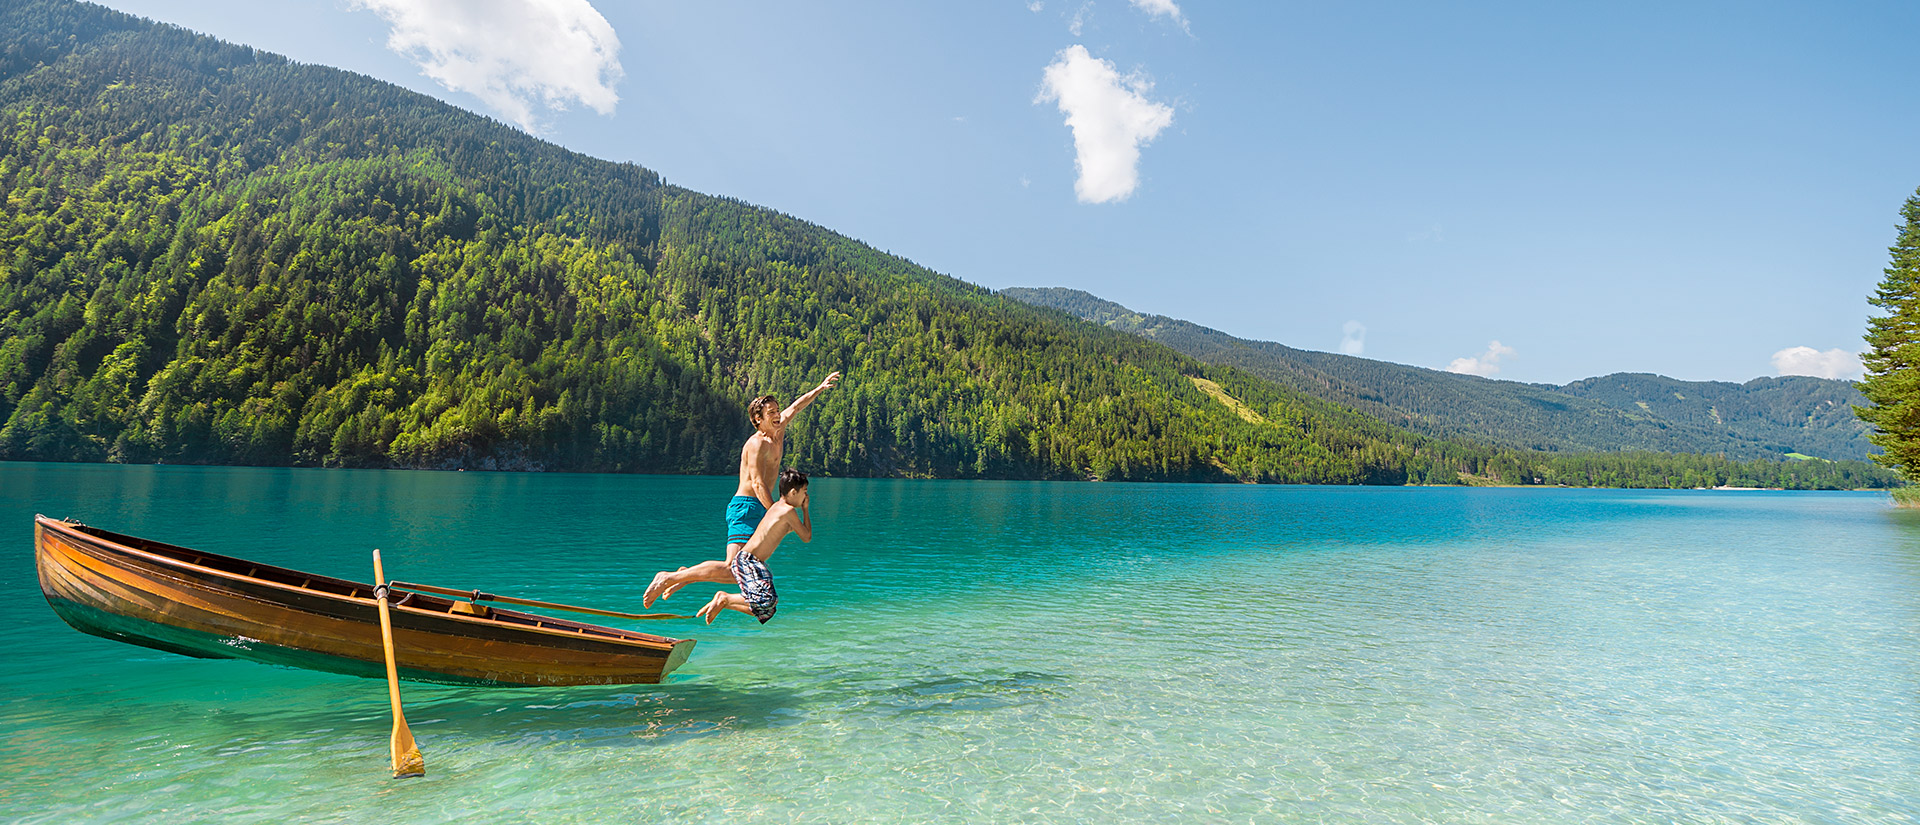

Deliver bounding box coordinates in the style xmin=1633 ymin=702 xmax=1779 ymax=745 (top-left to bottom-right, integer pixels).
xmin=2 ymin=464 xmax=1917 ymax=823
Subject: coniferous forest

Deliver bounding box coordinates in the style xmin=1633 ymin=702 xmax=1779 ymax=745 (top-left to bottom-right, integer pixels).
xmin=0 ymin=0 xmax=1898 ymax=490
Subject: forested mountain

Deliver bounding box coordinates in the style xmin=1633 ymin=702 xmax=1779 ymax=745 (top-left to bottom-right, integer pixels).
xmin=1004 ymin=288 xmax=1873 ymax=460
xmin=0 ymin=0 xmax=1426 ymax=483
xmin=0 ymin=0 xmax=1893 ymax=490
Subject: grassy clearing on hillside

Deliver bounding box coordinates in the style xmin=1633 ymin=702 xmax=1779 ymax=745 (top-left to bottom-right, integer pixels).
xmin=1188 ymin=377 xmax=1266 ymax=425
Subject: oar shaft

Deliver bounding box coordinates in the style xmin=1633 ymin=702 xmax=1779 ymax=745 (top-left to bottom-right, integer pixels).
xmin=373 ymin=553 xmax=405 ymax=713
xmin=390 ymin=579 xmax=687 ymax=621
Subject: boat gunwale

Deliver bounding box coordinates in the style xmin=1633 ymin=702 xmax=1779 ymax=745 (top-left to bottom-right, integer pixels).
xmin=35 ymin=516 xmax=686 ymax=652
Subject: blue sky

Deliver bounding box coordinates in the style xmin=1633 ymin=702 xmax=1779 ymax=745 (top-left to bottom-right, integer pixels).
xmin=96 ymin=0 xmax=1920 ymax=384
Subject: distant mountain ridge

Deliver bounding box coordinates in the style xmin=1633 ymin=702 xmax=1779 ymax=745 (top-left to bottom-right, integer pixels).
xmin=1003 ymin=288 xmax=1872 ymax=460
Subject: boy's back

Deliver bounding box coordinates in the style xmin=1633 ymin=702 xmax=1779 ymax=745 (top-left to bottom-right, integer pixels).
xmin=742 ymin=500 xmax=803 ymax=561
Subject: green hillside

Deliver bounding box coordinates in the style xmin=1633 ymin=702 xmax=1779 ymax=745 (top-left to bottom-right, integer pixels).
xmin=0 ymin=0 xmax=1893 ymax=491
xmin=1004 ymin=288 xmax=1874 ymax=460
xmin=0 ymin=0 xmax=1437 ymax=484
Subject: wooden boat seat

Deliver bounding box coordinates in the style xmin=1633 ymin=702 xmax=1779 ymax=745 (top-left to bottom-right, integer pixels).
xmin=449 ymin=601 xmax=492 ymax=618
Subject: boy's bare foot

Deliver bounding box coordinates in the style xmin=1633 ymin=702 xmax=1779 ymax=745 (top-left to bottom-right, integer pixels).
xmin=696 ymin=592 xmax=728 ymax=625
xmin=642 ymin=570 xmax=671 ymax=607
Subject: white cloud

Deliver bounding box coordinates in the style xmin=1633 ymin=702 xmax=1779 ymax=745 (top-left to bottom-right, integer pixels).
xmin=1128 ymin=0 xmax=1189 ymax=31
xmin=1036 ymin=46 xmax=1175 ymax=204
xmin=1068 ymin=3 xmax=1088 ymax=36
xmin=1028 ymin=1 xmax=1044 ymax=11
xmin=1339 ymin=320 xmax=1366 ymax=356
xmin=1771 ymin=346 xmax=1864 ymax=380
xmin=1447 ymin=340 xmax=1516 ymax=377
xmin=351 ymin=0 xmax=623 ymax=131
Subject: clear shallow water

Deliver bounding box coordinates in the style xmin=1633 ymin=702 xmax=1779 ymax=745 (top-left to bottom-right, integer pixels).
xmin=2 ymin=464 xmax=1918 ymax=823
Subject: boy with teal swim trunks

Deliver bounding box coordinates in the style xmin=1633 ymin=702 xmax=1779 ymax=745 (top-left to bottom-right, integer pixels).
xmin=643 ymin=371 xmax=840 ymax=609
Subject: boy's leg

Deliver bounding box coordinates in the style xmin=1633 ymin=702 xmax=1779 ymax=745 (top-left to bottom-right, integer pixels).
xmin=643 ymin=541 xmax=748 ymax=606
xmin=666 ymin=496 xmax=766 ymax=608
xmin=657 ymin=541 xmax=747 ymax=599
xmin=649 ymin=495 xmax=768 ymax=608
xmin=696 ymin=591 xmax=756 ymax=624
xmin=643 ymin=558 xmax=735 ymax=607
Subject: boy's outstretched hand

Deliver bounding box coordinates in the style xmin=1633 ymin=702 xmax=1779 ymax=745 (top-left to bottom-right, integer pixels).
xmin=819 ymin=372 xmax=842 ymax=392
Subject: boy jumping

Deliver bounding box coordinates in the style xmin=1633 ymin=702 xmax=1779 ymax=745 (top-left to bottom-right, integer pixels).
xmin=642 ymin=371 xmax=838 ymax=608
xmin=696 ymin=469 xmax=811 ymax=624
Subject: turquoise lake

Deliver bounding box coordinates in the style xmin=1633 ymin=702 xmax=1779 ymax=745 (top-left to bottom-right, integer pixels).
xmin=2 ymin=463 xmax=1918 ymax=823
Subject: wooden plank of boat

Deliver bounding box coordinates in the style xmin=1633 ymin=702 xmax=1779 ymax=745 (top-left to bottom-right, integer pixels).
xmin=34 ymin=516 xmax=695 ymax=687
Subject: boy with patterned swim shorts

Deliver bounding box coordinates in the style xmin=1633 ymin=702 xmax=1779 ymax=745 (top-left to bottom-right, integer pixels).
xmin=696 ymin=469 xmax=811 ymax=624
xmin=642 ymin=372 xmax=838 ymax=608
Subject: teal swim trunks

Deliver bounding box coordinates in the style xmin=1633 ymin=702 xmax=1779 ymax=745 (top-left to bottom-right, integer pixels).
xmin=725 ymin=495 xmax=769 ymax=545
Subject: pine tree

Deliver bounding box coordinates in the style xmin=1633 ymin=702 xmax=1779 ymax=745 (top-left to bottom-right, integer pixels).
xmin=1857 ymin=187 xmax=1920 ymax=481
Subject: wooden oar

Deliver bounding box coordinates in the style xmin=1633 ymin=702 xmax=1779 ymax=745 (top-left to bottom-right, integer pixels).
xmin=372 ymin=550 xmax=425 ymax=779
xmin=389 ymin=579 xmax=690 ymax=621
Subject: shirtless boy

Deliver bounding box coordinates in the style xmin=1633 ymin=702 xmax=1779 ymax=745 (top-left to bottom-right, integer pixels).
xmin=695 ymin=468 xmax=811 ymax=624
xmin=642 ymin=371 xmax=839 ymax=607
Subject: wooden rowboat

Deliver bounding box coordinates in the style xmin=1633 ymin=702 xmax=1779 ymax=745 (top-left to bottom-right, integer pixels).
xmin=35 ymin=516 xmax=695 ymax=686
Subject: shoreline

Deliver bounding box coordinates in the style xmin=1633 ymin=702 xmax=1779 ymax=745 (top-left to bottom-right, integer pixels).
xmin=0 ymin=458 xmax=1899 ymax=494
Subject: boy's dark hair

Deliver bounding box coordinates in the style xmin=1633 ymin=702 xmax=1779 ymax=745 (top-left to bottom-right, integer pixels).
xmin=778 ymin=468 xmax=809 ymax=495
xmin=749 ymin=395 xmax=780 ymax=424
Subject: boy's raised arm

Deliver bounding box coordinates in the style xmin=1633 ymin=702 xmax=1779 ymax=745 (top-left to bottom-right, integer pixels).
xmin=780 ymin=372 xmax=842 ymax=423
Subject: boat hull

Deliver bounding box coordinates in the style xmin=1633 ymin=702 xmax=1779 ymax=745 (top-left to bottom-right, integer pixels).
xmin=35 ymin=517 xmax=695 ymax=687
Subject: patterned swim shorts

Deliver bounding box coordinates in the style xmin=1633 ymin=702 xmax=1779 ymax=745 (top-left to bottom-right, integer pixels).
xmin=729 ymin=550 xmax=778 ymax=624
